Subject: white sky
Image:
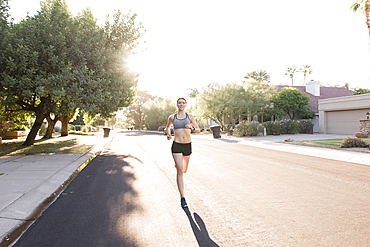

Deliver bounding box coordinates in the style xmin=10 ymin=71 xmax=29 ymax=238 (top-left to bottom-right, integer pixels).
xmin=7 ymin=0 xmax=370 ymax=101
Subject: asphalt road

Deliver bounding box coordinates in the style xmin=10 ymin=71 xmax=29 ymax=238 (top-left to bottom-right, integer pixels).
xmin=13 ymin=130 xmax=370 ymax=246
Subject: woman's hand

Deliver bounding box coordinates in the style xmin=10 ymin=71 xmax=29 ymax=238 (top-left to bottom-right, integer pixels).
xmin=185 ymin=124 xmax=194 ymax=130
xmin=167 ymin=134 xmax=172 ymax=140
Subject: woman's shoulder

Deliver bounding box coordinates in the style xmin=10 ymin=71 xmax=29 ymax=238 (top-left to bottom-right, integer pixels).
xmin=187 ymin=113 xmax=195 ymax=119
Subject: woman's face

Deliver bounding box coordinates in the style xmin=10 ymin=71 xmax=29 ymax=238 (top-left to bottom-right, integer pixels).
xmin=177 ymin=99 xmax=187 ymax=110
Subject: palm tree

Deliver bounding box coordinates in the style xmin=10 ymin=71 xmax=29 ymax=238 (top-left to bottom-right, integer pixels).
xmin=244 ymin=70 xmax=270 ymax=83
xmin=187 ymin=88 xmax=199 ymax=98
xmin=351 ymin=0 xmax=370 ymax=50
xmin=284 ymin=66 xmax=297 ymax=86
xmin=299 ymin=65 xmax=313 ymax=85
xmin=187 ymin=88 xmax=199 ymax=108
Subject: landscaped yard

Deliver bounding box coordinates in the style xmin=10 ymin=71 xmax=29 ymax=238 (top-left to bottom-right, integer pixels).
xmin=0 ymin=135 xmax=94 ymax=156
xmin=304 ymin=138 xmax=370 ymax=147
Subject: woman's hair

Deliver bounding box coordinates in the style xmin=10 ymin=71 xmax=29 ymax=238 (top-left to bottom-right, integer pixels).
xmin=177 ymin=97 xmax=187 ymax=103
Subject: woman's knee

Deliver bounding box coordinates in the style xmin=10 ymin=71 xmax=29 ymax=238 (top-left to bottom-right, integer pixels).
xmin=175 ymin=165 xmax=183 ymax=174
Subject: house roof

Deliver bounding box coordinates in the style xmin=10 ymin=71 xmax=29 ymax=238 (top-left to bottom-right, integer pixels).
xmin=275 ymin=85 xmax=354 ymax=113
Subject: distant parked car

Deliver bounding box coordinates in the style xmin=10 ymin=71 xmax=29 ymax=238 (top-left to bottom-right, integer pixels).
xmin=127 ymin=126 xmax=133 ymax=130
xmin=163 ymin=125 xmax=174 ymax=135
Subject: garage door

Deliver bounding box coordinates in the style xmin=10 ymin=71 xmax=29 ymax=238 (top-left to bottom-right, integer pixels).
xmin=326 ymin=109 xmax=370 ymax=134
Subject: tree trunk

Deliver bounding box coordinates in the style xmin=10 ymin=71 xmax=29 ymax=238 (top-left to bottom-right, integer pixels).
xmin=23 ymin=113 xmax=45 ymax=146
xmin=60 ymin=116 xmax=73 ymax=136
xmin=43 ymin=115 xmax=59 ymax=139
xmin=365 ymin=1 xmax=370 ymax=50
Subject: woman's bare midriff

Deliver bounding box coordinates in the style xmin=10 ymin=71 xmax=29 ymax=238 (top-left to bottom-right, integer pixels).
xmin=174 ymin=129 xmax=191 ymax=143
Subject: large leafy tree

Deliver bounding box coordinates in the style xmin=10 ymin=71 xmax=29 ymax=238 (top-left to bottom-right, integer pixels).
xmin=351 ymin=0 xmax=370 ymax=50
xmin=267 ymin=87 xmax=315 ymax=120
xmin=0 ymin=0 xmax=143 ymax=145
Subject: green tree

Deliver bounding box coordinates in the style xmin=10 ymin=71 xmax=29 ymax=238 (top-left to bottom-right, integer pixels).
xmin=243 ymin=80 xmax=276 ymax=122
xmin=0 ymin=0 xmax=143 ymax=145
xmin=351 ymin=0 xmax=370 ymax=50
xmin=187 ymin=88 xmax=199 ymax=98
xmin=244 ymin=70 xmax=270 ymax=82
xmin=267 ymin=87 xmax=315 ymax=120
xmin=299 ymin=65 xmax=312 ymax=85
xmin=198 ymin=83 xmax=228 ymax=130
xmin=142 ymin=98 xmax=176 ymax=130
xmin=352 ymin=88 xmax=370 ymax=94
xmin=70 ymin=110 xmax=85 ymax=126
xmin=124 ymin=91 xmax=155 ymax=130
xmin=198 ymin=81 xmax=274 ymax=130
xmin=284 ymin=66 xmax=297 ymax=86
xmin=187 ymin=87 xmax=199 ymax=110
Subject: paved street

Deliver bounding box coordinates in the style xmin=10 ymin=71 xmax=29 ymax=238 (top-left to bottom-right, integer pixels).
xmin=12 ymin=130 xmax=370 ymax=246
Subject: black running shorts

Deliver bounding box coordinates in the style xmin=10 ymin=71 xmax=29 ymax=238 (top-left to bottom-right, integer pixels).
xmin=171 ymin=142 xmax=192 ymax=156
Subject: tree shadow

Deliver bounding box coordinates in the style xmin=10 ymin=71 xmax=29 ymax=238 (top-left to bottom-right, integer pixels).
xmin=14 ymin=154 xmax=140 ymax=247
xmin=183 ymin=208 xmax=220 ymax=247
xmin=214 ymin=138 xmax=239 ymax=143
xmin=117 ymin=130 xmax=163 ymax=137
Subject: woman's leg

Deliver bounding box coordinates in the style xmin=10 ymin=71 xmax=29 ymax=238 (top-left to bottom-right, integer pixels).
xmin=182 ymin=155 xmax=190 ymax=173
xmin=172 ymin=153 xmax=185 ymax=198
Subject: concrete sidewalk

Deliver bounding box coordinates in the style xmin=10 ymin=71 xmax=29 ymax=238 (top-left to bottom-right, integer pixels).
xmin=0 ymin=133 xmax=113 ymax=245
xmin=194 ymin=133 xmax=370 ymax=166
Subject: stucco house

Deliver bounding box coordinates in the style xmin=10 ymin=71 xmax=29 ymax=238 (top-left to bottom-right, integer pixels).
xmin=319 ymin=93 xmax=370 ymax=134
xmin=276 ymin=80 xmax=354 ymax=132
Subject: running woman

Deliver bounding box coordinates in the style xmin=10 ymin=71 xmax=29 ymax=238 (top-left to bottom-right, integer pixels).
xmin=166 ymin=98 xmax=200 ymax=208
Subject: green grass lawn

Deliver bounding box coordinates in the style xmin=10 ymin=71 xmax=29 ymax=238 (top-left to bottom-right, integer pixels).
xmin=0 ymin=135 xmax=93 ymax=156
xmin=305 ymin=138 xmax=370 ymax=147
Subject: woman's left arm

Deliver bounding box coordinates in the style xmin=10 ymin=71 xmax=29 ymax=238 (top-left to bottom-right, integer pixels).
xmin=189 ymin=114 xmax=201 ymax=134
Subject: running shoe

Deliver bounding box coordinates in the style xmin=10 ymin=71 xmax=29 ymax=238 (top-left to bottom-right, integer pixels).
xmin=181 ymin=197 xmax=188 ymax=208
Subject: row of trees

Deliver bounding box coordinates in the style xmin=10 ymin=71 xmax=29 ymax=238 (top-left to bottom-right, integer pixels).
xmin=123 ymin=74 xmax=369 ymax=133
xmin=195 ymin=80 xmax=275 ymax=130
xmin=122 ymin=91 xmax=176 ymax=130
xmin=0 ymin=0 xmax=144 ymax=145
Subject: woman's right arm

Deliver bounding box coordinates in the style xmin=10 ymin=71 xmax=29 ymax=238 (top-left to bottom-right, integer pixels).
xmin=166 ymin=115 xmax=173 ymax=140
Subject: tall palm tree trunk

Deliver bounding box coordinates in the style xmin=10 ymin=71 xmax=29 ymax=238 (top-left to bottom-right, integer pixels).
xmin=365 ymin=1 xmax=370 ymax=50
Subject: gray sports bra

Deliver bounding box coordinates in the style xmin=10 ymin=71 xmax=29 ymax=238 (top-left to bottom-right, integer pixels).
xmin=173 ymin=113 xmax=191 ymax=129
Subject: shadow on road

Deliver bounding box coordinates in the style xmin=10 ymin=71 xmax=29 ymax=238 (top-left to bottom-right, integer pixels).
xmin=14 ymin=154 xmax=141 ymax=247
xmin=183 ymin=208 xmax=219 ymax=247
xmin=214 ymin=138 xmax=239 ymax=143
xmin=117 ymin=130 xmax=163 ymax=137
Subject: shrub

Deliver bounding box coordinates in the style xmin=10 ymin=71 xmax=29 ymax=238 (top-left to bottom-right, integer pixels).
xmin=0 ymin=121 xmax=14 ymax=137
xmin=297 ymin=120 xmax=314 ymax=133
xmin=68 ymin=124 xmax=76 ymax=131
xmin=262 ymin=119 xmax=313 ymax=135
xmin=81 ymin=126 xmax=88 ymax=133
xmin=262 ymin=121 xmax=280 ymax=135
xmin=198 ymin=123 xmax=204 ymax=131
xmin=69 ymin=131 xmax=88 ymax=136
xmin=234 ymin=121 xmax=263 ymax=137
xmin=39 ymin=123 xmax=47 ymax=135
xmin=340 ymin=137 xmax=369 ymax=148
